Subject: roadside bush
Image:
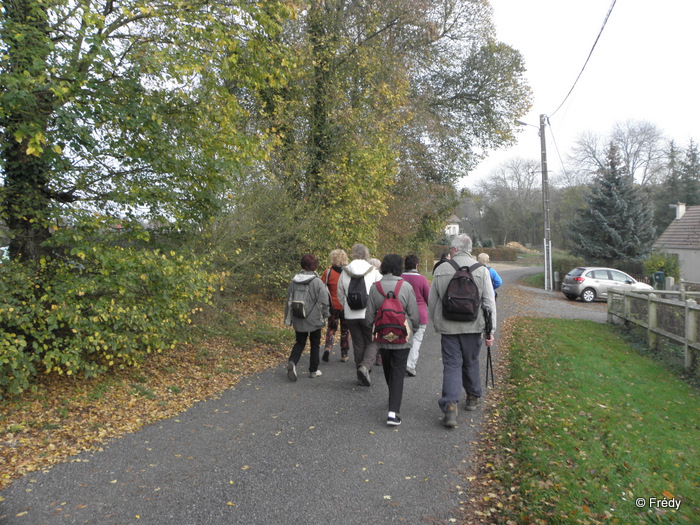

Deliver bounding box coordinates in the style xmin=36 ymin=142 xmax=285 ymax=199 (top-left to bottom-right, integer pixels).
xmin=473 ymin=246 xmax=518 ymax=262
xmin=642 ymin=251 xmax=681 ymax=281
xmin=552 ymin=253 xmax=585 ymax=279
xmin=432 ymin=244 xmax=450 ymax=259
xmin=0 ymin=246 xmax=220 ymax=397
xmin=202 ymin=183 xmax=322 ymax=298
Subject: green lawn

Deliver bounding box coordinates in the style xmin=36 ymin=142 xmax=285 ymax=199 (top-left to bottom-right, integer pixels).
xmin=493 ymin=318 xmax=698 ymax=523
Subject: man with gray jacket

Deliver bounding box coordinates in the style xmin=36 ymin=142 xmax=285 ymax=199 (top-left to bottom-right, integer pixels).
xmin=338 ymin=243 xmax=381 ymax=386
xmin=428 ymin=234 xmax=496 ymax=427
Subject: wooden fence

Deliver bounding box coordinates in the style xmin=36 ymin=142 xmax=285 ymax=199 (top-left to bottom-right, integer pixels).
xmin=607 ymin=288 xmax=700 ymax=376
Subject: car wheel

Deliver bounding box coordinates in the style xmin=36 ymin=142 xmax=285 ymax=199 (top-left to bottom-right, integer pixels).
xmin=581 ymin=288 xmax=596 ymax=303
xmin=564 ymin=293 xmax=577 ymax=300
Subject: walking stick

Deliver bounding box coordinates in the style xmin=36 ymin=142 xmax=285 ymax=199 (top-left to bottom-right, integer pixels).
xmin=483 ymin=306 xmax=495 ymax=388
xmin=485 ymin=346 xmax=494 ymax=388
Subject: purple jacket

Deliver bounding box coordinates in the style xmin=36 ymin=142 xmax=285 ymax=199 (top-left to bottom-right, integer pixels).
xmin=401 ymin=271 xmax=430 ymax=325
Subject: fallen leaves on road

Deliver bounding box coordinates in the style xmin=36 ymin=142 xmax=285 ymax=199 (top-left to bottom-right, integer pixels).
xmin=0 ymin=299 xmax=289 ymax=491
xmin=455 ymin=315 xmax=520 ymax=524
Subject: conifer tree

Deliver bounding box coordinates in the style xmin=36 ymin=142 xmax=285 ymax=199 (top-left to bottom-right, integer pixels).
xmin=653 ymin=140 xmax=684 ymax=231
xmin=680 ymin=139 xmax=700 ymax=205
xmin=567 ymin=144 xmax=655 ymax=265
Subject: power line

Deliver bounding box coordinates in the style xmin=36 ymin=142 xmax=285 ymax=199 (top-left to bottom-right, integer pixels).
xmin=545 ymin=118 xmax=570 ymax=181
xmin=549 ymin=0 xmax=618 ymax=118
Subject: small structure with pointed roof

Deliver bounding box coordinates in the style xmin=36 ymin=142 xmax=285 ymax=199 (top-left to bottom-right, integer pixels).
xmin=445 ymin=215 xmax=461 ymax=238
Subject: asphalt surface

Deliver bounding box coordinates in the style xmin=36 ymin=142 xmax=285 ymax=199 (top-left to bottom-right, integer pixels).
xmin=0 ymin=265 xmax=606 ymax=524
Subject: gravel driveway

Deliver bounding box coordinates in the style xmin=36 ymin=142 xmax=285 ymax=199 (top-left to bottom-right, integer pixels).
xmin=491 ymin=263 xmax=608 ymax=324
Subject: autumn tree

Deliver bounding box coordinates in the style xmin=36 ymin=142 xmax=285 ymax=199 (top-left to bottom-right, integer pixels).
xmin=255 ymin=0 xmax=531 ymax=255
xmin=477 ymin=158 xmax=541 ymax=246
xmin=566 ymin=144 xmax=655 ymax=266
xmin=1 ymin=1 xmax=295 ymax=258
xmin=0 ymin=1 xmax=293 ymax=393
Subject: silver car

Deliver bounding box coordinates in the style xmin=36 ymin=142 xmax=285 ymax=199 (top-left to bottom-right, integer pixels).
xmin=561 ymin=267 xmax=653 ymax=302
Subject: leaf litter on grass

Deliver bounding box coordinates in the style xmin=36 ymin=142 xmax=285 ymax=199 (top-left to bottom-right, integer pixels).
xmin=458 ymin=310 xmax=698 ymax=523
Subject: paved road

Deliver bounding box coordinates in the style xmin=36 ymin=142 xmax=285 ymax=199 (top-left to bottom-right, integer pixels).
xmin=0 ymin=266 xmax=603 ymax=524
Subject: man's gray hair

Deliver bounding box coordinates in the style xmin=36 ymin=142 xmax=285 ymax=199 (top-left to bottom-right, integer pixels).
xmin=450 ymin=234 xmax=473 ymax=254
xmin=351 ymin=243 xmax=370 ymax=261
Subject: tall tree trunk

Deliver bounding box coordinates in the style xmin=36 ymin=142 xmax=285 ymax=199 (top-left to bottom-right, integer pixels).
xmin=1 ymin=0 xmax=54 ymax=262
xmin=307 ymin=1 xmax=335 ymax=196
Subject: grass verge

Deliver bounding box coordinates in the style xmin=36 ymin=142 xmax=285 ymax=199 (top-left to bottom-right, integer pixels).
xmin=520 ymin=271 xmax=545 ymax=289
xmin=467 ymin=317 xmax=698 ymax=523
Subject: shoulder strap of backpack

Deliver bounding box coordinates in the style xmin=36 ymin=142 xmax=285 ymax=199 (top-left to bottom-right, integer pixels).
xmin=375 ymin=280 xmax=386 ymax=297
xmin=376 ymin=279 xmax=403 ymax=299
xmin=447 ymin=259 xmax=462 ymax=271
xmin=345 ymin=265 xmax=375 ymax=278
xmin=469 ymin=263 xmax=483 ymax=272
xmin=306 ymin=276 xmax=320 ymax=310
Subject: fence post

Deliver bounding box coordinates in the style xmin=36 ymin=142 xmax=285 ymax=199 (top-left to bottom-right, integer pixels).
xmin=648 ymin=293 xmax=658 ymax=351
xmin=624 ymin=290 xmax=631 ymax=327
xmin=686 ymin=299 xmax=697 ymax=374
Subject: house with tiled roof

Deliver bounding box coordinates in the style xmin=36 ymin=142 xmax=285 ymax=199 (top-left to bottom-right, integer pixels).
xmin=653 ymin=203 xmax=700 ymax=282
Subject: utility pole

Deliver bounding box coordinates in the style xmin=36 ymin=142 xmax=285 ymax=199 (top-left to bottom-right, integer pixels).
xmin=539 ymin=114 xmax=552 ymax=291
xmin=516 ymin=115 xmax=554 ymax=290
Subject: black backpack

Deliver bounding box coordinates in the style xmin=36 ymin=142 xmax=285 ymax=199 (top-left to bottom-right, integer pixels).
xmin=345 ymin=267 xmax=373 ymax=310
xmin=442 ymin=260 xmax=483 ymax=322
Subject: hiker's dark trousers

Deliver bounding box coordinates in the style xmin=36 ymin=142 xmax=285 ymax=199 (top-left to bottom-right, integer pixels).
xmin=438 ymin=333 xmax=482 ymax=412
xmin=379 ymin=346 xmax=410 ymax=413
xmin=289 ymin=329 xmax=322 ymax=373
xmin=346 ymin=319 xmax=377 ymax=371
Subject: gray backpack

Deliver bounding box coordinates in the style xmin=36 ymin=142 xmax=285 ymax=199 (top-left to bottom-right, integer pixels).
xmin=291 ymin=278 xmax=317 ymax=319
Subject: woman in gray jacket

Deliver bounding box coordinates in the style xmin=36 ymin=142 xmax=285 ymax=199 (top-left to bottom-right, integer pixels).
xmin=284 ymin=254 xmax=330 ymax=381
xmin=365 ymin=254 xmax=420 ymax=426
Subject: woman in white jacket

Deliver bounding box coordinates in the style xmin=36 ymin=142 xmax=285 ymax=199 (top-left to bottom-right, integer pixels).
xmin=337 ymin=244 xmax=381 ymax=387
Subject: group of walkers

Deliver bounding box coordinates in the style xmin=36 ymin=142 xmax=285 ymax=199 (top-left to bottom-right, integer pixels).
xmin=283 ymin=234 xmax=499 ymax=428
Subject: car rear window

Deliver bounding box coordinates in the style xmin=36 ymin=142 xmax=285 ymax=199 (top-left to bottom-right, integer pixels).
xmin=568 ymin=268 xmax=585 ymax=277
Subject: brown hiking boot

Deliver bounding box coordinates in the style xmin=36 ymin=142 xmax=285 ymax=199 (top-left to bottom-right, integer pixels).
xmin=442 ymin=402 xmax=458 ymax=428
xmin=465 ymin=395 xmax=480 ymax=411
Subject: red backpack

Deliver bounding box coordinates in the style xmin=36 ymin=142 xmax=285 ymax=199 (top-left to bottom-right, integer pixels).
xmin=372 ymin=280 xmax=408 ymax=345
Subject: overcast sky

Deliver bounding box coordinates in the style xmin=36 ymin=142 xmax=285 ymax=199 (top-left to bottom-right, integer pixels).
xmin=461 ymin=0 xmax=700 ymax=189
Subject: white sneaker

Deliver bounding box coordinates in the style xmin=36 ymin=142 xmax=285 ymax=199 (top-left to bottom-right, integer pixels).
xmin=309 ymin=370 xmax=322 ymax=378
xmin=287 ymin=361 xmax=297 ymax=382
xmin=357 ymin=365 xmax=371 ymax=386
